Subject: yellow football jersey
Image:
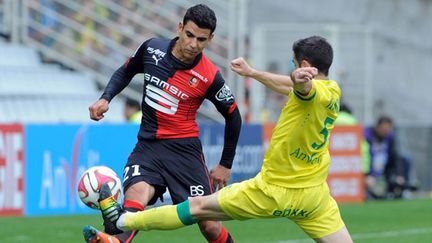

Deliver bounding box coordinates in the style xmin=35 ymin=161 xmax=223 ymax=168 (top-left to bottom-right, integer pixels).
xmin=261 ymin=79 xmax=341 ymax=188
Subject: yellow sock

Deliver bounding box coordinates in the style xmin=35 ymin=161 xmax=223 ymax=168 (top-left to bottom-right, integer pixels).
xmin=122 ymin=201 xmax=196 ymax=231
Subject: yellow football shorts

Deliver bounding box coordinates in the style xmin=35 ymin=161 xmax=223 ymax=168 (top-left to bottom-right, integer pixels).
xmin=217 ymin=173 xmax=345 ymax=238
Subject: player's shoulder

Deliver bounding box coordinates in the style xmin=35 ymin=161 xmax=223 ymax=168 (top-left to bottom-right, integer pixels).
xmin=315 ymin=79 xmax=341 ymax=94
xmin=132 ymin=38 xmax=170 ymax=60
xmin=144 ymin=38 xmax=170 ymax=50
xmin=314 ymin=79 xmax=339 ymax=87
xmin=146 ymin=37 xmax=170 ymax=45
xmin=133 ymin=38 xmax=168 ymax=52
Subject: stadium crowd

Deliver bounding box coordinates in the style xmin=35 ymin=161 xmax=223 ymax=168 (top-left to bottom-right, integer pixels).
xmin=28 ymin=0 xmax=228 ymax=78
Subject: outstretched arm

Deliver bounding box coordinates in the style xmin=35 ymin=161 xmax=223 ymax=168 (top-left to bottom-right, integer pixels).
xmin=230 ymin=57 xmax=317 ymax=95
xmin=89 ymin=66 xmax=136 ymax=121
xmin=89 ymin=41 xmax=148 ymax=121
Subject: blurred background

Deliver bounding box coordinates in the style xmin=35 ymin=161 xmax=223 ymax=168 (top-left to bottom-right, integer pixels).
xmin=0 ymin=0 xmax=431 ymax=242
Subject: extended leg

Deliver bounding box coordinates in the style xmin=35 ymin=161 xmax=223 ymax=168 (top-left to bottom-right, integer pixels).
xmin=118 ymin=192 xmax=232 ymax=231
xmin=315 ymin=227 xmax=353 ymax=243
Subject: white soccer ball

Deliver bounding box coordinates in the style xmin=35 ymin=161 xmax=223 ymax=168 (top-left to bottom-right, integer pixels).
xmin=78 ymin=166 xmax=122 ymax=209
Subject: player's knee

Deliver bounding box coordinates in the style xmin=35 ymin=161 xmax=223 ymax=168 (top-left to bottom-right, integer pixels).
xmin=189 ymin=196 xmax=207 ymax=216
xmin=124 ymin=189 xmax=146 ymax=204
xmin=189 ymin=196 xmax=204 ymax=210
xmin=198 ymin=220 xmax=221 ymax=239
xmin=124 ymin=181 xmax=155 ymax=205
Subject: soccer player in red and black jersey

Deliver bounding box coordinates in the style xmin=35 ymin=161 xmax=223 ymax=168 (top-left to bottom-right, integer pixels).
xmin=86 ymin=4 xmax=240 ymax=243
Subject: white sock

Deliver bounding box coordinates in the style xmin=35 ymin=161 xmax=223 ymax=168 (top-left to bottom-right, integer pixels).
xmin=116 ymin=212 xmax=129 ymax=231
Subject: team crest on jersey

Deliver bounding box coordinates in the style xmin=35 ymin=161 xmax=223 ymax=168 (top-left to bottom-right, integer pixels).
xmin=215 ymin=85 xmax=234 ymax=101
xmin=189 ymin=77 xmax=199 ymax=87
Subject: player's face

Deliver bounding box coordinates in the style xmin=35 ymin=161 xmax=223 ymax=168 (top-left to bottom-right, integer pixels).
xmin=176 ymin=21 xmax=213 ymax=62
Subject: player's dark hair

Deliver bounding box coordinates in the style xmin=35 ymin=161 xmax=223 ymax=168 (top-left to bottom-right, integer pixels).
xmin=293 ymin=36 xmax=333 ymax=76
xmin=183 ymin=4 xmax=217 ymax=34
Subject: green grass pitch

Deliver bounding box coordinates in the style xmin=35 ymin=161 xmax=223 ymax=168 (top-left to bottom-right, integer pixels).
xmin=1 ymin=199 xmax=431 ymax=242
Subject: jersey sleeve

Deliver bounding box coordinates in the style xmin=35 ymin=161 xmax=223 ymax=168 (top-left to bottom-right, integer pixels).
xmin=205 ymin=71 xmax=237 ymax=115
xmin=292 ymin=82 xmax=318 ymax=102
xmin=292 ymin=80 xmax=341 ymax=114
xmin=316 ymin=80 xmax=341 ymax=116
xmin=205 ymin=71 xmax=242 ymax=169
xmin=318 ymin=80 xmax=341 ymax=102
xmin=100 ymin=40 xmax=149 ymax=102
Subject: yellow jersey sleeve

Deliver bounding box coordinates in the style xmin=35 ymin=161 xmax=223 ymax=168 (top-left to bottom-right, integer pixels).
xmin=260 ymin=79 xmax=341 ymax=188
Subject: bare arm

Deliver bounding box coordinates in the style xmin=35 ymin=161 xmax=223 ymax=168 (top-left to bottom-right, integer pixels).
xmin=230 ymin=57 xmax=317 ymax=95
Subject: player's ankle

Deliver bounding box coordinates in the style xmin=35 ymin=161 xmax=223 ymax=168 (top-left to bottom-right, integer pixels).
xmin=99 ymin=196 xmax=117 ymax=210
xmin=116 ymin=212 xmax=129 ymax=231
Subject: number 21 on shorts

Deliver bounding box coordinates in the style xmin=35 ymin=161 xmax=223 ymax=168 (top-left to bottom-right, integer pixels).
xmin=123 ymin=165 xmax=141 ymax=182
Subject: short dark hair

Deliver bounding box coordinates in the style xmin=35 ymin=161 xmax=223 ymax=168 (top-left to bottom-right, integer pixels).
xmin=293 ymin=36 xmax=333 ymax=76
xmin=183 ymin=4 xmax=217 ymax=34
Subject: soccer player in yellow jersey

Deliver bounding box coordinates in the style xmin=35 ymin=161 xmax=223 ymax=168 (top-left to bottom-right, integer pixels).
xmin=84 ymin=36 xmax=353 ymax=243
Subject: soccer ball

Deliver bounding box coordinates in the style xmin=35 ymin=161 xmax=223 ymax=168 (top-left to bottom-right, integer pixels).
xmin=78 ymin=166 xmax=122 ymax=209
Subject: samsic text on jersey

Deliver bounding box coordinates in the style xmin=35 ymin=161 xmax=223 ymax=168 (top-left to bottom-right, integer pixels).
xmin=103 ymin=38 xmax=237 ymax=140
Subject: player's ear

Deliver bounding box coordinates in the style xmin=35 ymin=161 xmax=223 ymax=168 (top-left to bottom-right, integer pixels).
xmin=208 ymin=33 xmax=214 ymax=42
xmin=177 ymin=22 xmax=184 ymax=34
xmin=300 ymin=60 xmax=311 ymax=68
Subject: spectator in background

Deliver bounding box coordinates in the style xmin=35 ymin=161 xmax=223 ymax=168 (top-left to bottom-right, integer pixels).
xmin=39 ymin=0 xmax=59 ymax=46
xmin=335 ymin=103 xmax=371 ymax=174
xmin=335 ymin=103 xmax=357 ymax=124
xmin=124 ymin=98 xmax=142 ymax=123
xmin=364 ymin=116 xmax=407 ymax=199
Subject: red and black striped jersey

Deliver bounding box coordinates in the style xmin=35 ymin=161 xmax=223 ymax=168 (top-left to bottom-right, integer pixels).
xmin=101 ymin=38 xmax=238 ymax=140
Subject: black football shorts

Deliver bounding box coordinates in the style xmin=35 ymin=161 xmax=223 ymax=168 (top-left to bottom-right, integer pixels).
xmin=123 ymin=137 xmax=214 ymax=205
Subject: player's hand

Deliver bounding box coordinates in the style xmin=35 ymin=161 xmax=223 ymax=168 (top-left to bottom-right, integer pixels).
xmin=291 ymin=67 xmax=317 ymax=95
xmin=230 ymin=57 xmax=256 ymax=77
xmin=89 ymin=99 xmax=109 ymax=121
xmin=291 ymin=67 xmax=318 ymax=84
xmin=210 ymin=164 xmax=231 ymax=190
